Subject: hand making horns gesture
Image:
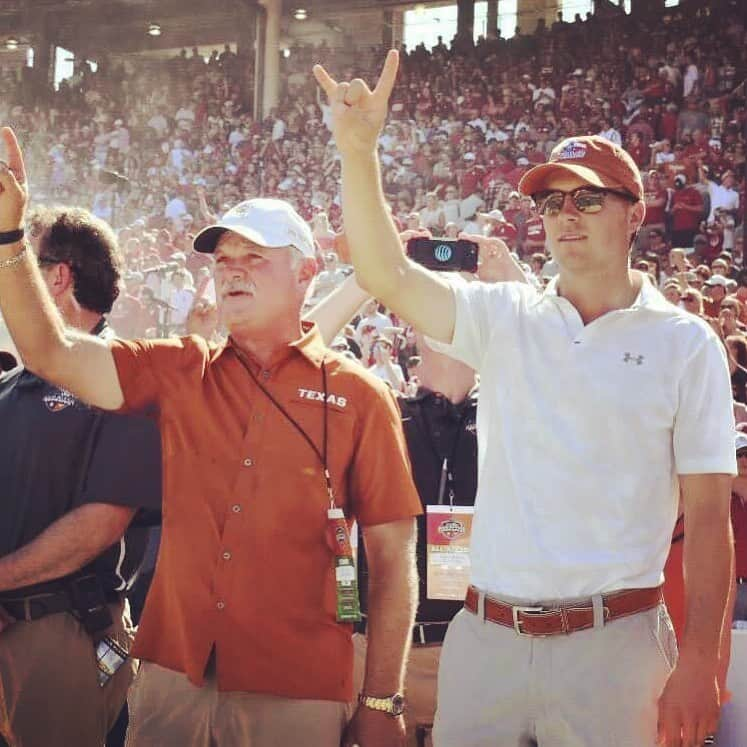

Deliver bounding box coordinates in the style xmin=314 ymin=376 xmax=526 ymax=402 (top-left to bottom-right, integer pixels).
xmin=313 ymin=49 xmax=399 ymax=157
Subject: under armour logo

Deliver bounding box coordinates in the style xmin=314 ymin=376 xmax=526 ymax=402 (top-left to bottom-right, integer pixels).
xmin=623 ymin=353 xmax=645 ymax=365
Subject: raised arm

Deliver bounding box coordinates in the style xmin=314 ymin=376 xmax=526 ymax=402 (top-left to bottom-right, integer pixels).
xmin=303 ymin=273 xmax=371 ymax=345
xmin=313 ymin=52 xmax=456 ymax=344
xmin=0 ymin=127 xmax=124 ymax=410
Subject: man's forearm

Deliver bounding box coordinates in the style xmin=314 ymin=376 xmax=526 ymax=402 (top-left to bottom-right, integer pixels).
xmin=362 ymin=536 xmax=418 ymax=694
xmin=304 ymin=274 xmax=371 ymax=345
xmin=0 ymin=240 xmax=68 ymax=376
xmin=680 ymin=512 xmax=733 ymax=663
xmin=0 ymin=503 xmax=135 ymax=591
xmin=341 ymin=153 xmax=409 ymax=299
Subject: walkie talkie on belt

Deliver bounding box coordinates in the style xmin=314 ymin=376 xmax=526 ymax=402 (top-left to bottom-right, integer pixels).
xmin=68 ymin=574 xmax=113 ymax=635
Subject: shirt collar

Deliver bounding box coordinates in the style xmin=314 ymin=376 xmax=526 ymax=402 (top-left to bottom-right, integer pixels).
xmin=530 ymin=272 xmax=671 ymax=313
xmin=410 ymin=385 xmax=477 ymax=412
xmin=220 ymin=321 xmax=328 ymax=370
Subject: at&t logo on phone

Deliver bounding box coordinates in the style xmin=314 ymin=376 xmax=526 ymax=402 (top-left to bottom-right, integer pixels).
xmin=434 ymin=243 xmax=453 ymax=263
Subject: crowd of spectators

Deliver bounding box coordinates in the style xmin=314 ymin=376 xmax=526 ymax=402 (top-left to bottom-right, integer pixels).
xmin=0 ymin=0 xmax=745 ymax=402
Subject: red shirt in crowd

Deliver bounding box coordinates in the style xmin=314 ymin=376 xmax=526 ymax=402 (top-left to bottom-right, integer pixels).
xmin=523 ymin=215 xmax=546 ymax=248
xmin=490 ymin=220 xmax=518 ymax=249
xmin=643 ymin=184 xmax=668 ymax=225
xmin=460 ymin=165 xmax=486 ymax=199
xmin=670 ymin=187 xmax=704 ymax=232
xmin=658 ymin=111 xmax=679 ymax=142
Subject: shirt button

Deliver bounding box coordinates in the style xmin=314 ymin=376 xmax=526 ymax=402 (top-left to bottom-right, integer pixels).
xmin=261 ymin=370 xmax=270 ymax=380
xmin=216 ymin=601 xmax=225 ymax=610
xmin=232 ymin=504 xmax=242 ymax=513
xmin=243 ymin=458 xmax=254 ymax=467
xmin=222 ymin=551 xmax=232 ymax=560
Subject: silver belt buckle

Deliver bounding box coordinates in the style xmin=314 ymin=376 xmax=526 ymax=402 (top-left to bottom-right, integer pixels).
xmin=511 ymin=605 xmax=545 ymax=636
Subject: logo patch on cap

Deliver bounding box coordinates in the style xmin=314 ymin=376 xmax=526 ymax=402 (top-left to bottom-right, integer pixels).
xmin=555 ymin=141 xmax=587 ymax=161
xmin=228 ymin=202 xmax=253 ymax=217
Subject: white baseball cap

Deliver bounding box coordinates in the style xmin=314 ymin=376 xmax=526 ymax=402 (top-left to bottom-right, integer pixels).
xmin=193 ymin=198 xmax=315 ymax=257
xmin=704 ymin=274 xmax=728 ymax=288
xmin=479 ymin=208 xmax=506 ymax=222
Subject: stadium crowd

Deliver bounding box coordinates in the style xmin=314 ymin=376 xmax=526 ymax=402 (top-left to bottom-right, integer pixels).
xmin=0 ymin=1 xmax=746 ymax=744
xmin=0 ymin=1 xmax=742 ymax=352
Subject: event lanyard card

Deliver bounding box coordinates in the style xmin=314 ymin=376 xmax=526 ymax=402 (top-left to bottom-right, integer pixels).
xmin=426 ymin=505 xmax=475 ymax=601
xmin=95 ymin=636 xmax=128 ymax=687
xmin=327 ymin=507 xmax=362 ymax=623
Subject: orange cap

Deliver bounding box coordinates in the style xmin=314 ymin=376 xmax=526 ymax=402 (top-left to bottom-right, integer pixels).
xmin=519 ymin=136 xmax=644 ymax=201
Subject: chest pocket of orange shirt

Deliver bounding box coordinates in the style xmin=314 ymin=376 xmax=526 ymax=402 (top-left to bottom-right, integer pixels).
xmin=283 ymin=395 xmax=357 ymax=500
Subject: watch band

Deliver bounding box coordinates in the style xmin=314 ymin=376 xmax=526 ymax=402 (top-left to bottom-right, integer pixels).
xmin=358 ymin=692 xmax=405 ymax=717
xmin=0 ymin=228 xmax=24 ymax=246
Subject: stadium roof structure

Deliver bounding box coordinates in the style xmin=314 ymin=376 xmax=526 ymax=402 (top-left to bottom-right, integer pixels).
xmin=0 ymin=0 xmax=409 ymax=55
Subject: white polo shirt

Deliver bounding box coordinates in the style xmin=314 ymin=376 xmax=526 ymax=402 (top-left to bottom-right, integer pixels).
xmin=431 ymin=276 xmax=736 ymax=599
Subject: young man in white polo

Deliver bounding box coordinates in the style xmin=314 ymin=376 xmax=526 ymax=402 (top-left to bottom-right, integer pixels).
xmin=315 ymin=52 xmax=735 ymax=747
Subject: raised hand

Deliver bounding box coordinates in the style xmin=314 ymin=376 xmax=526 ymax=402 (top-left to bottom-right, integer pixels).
xmin=0 ymin=127 xmax=28 ymax=232
xmin=313 ymin=50 xmax=399 ymax=157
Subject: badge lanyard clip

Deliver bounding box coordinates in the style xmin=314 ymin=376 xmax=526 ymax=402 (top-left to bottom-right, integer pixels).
xmin=327 ymin=506 xmax=362 ymax=622
xmin=437 ymin=457 xmax=455 ymax=508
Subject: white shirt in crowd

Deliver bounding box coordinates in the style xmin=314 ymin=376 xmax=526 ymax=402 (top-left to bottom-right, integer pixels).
xmin=272 ymin=118 xmax=286 ymax=141
xmin=148 ymin=114 xmax=169 ymax=137
xmin=441 ymin=198 xmax=462 ymax=227
xmin=165 ymin=197 xmax=187 ymax=220
xmin=599 ymin=127 xmax=622 ymax=146
xmin=175 ymin=106 xmax=195 ymax=130
xmin=355 ymin=311 xmax=391 ymax=337
xmin=429 ymin=275 xmax=736 ymax=600
xmin=683 ymin=64 xmax=699 ymax=98
xmin=419 ymin=206 xmax=445 ymax=232
xmin=169 ymin=288 xmax=195 ymax=326
xmin=706 ymin=180 xmax=740 ymax=222
xmin=368 ymin=362 xmax=406 ymax=393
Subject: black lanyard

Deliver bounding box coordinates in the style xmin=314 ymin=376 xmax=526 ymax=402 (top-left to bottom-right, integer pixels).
xmin=420 ymin=395 xmax=471 ymax=506
xmin=232 ymin=342 xmax=335 ymax=505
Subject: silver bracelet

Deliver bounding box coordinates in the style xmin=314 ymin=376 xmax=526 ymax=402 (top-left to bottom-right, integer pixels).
xmin=0 ymin=242 xmax=28 ymax=270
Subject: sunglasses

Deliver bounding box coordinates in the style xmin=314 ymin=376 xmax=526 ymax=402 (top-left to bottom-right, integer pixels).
xmin=737 ymin=450 xmax=747 ymax=458
xmin=532 ymin=186 xmax=637 ymax=216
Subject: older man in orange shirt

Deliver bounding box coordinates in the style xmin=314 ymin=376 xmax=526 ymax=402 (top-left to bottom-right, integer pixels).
xmin=0 ymin=128 xmax=421 ymax=747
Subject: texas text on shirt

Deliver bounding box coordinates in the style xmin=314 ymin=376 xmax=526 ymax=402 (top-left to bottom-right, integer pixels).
xmin=108 ymin=321 xmax=422 ymax=700
xmin=428 ymin=274 xmax=736 ymax=600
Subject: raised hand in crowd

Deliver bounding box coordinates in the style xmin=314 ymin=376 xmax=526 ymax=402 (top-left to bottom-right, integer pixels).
xmin=313 ymin=50 xmax=399 ymax=157
xmin=0 ymin=127 xmax=28 ymax=234
xmin=458 ymin=233 xmax=528 ymax=285
xmin=313 ymin=51 xmax=457 ymax=346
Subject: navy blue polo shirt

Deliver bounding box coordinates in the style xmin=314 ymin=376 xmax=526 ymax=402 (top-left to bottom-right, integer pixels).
xmin=359 ymin=386 xmax=478 ymax=623
xmin=0 ymin=320 xmax=162 ymax=595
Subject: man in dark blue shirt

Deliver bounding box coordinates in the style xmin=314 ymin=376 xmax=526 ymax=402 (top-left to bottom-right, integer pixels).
xmin=0 ymin=207 xmax=161 ymax=747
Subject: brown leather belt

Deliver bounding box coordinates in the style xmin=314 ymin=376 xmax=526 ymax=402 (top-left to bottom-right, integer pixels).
xmin=464 ymin=584 xmax=663 ymax=637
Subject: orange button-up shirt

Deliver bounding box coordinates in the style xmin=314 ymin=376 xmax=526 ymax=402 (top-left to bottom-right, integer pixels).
xmin=110 ymin=323 xmax=421 ymax=701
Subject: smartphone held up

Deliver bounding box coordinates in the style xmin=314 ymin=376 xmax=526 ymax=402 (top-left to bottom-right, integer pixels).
xmin=406 ymin=237 xmax=479 ymax=273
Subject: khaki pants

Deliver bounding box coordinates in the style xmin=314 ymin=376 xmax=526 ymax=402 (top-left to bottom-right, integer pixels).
xmin=433 ymin=599 xmax=677 ymax=747
xmin=126 ymin=658 xmax=350 ymax=747
xmin=0 ymin=602 xmax=135 ymax=747
xmin=352 ymin=633 xmax=441 ymax=747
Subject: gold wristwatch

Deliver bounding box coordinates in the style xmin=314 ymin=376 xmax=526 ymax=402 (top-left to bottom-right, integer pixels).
xmin=358 ymin=692 xmax=405 ymax=716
